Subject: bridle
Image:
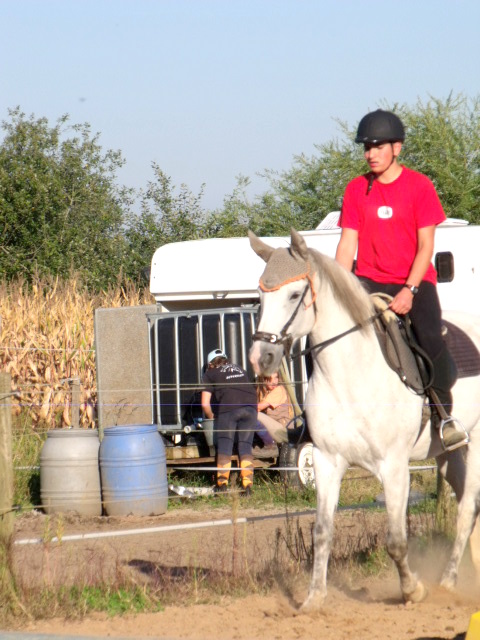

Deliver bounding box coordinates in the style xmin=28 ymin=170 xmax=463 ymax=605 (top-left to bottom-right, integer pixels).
xmin=252 ymin=282 xmax=311 ymax=356
xmin=252 ymin=277 xmax=384 ymax=359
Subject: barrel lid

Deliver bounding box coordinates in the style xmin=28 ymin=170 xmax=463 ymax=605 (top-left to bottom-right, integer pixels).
xmin=47 ymin=428 xmax=99 ymax=438
xmin=102 ymin=424 xmax=158 ymax=436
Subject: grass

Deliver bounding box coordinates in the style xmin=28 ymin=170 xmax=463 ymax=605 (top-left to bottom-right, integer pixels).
xmin=167 ymin=462 xmax=439 ymax=516
xmin=11 ymin=413 xmax=47 ymax=511
xmin=63 ymin=585 xmax=164 ymax=616
xmin=13 ymin=582 xmax=165 ymax=621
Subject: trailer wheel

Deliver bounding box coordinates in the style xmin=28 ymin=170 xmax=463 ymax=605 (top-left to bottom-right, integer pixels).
xmin=279 ymin=441 xmax=315 ymax=490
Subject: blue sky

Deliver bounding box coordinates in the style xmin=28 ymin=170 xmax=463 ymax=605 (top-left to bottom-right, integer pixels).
xmin=1 ymin=0 xmax=479 ymax=211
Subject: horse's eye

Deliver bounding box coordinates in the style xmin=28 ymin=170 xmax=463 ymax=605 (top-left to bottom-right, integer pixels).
xmin=290 ymin=292 xmax=301 ymax=301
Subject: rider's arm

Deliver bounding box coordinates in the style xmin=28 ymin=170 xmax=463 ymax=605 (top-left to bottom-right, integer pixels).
xmin=389 ymin=225 xmax=436 ymax=314
xmin=405 ymin=225 xmax=436 ymax=287
xmin=335 ymin=228 xmax=358 ymax=272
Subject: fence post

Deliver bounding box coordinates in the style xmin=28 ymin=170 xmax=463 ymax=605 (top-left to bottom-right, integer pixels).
xmin=72 ymin=377 xmax=80 ymax=428
xmin=0 ymin=372 xmax=14 ymax=542
xmin=436 ymin=470 xmax=455 ymax=536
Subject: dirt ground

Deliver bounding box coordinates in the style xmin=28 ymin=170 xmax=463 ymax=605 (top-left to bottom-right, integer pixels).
xmin=5 ymin=499 xmax=480 ymax=640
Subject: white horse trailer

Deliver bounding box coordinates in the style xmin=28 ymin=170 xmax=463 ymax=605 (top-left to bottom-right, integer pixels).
xmin=150 ymin=215 xmax=480 ymax=315
xmin=95 ymin=216 xmax=480 ymax=486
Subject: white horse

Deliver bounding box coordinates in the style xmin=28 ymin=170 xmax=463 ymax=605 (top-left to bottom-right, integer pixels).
xmin=248 ymin=228 xmax=480 ymax=610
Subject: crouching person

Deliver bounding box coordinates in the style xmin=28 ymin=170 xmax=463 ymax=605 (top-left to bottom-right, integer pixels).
xmin=201 ymin=349 xmax=257 ymax=495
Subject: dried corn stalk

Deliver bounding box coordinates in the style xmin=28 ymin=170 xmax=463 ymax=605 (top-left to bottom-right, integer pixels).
xmin=0 ymin=275 xmax=153 ymax=429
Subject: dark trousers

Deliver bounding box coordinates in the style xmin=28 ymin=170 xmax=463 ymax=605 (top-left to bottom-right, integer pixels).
xmin=216 ymin=406 xmax=256 ymax=458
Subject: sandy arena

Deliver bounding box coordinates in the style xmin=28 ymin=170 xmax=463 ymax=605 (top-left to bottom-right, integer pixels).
xmin=6 ymin=502 xmax=480 ymax=640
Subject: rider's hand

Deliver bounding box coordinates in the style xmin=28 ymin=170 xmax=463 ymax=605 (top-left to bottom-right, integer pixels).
xmin=388 ymin=287 xmax=414 ymax=315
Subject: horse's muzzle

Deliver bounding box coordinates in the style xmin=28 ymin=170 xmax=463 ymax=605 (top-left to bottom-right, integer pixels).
xmin=249 ymin=340 xmax=284 ymax=376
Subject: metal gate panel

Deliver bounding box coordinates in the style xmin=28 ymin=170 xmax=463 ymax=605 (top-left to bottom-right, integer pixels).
xmin=147 ymin=307 xmax=258 ymax=430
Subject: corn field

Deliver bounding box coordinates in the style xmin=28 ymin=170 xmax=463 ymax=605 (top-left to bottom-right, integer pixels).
xmin=0 ymin=276 xmax=153 ymax=429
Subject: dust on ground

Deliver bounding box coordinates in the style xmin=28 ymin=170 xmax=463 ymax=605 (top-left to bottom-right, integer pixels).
xmin=5 ymin=501 xmax=480 ymax=640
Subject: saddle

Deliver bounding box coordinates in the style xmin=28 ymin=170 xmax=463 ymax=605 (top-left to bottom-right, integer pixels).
xmin=371 ymin=294 xmax=480 ymax=390
xmin=371 ymin=294 xmax=478 ymax=448
xmin=370 ymin=294 xmax=432 ymax=395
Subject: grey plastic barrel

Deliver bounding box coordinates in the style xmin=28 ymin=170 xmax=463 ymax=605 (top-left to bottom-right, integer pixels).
xmin=99 ymin=424 xmax=168 ymax=517
xmin=40 ymin=428 xmax=102 ymax=516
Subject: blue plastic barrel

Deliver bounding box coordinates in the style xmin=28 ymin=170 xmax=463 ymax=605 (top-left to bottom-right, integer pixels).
xmin=99 ymin=424 xmax=168 ymax=516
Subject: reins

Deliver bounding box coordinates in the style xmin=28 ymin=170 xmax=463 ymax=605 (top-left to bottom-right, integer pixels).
xmin=291 ymin=309 xmax=384 ymax=360
xmin=286 ymin=301 xmax=434 ymax=399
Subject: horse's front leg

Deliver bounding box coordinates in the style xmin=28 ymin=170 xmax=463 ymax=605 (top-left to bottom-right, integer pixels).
xmin=301 ymin=448 xmax=347 ymax=612
xmin=382 ymin=458 xmax=427 ymax=603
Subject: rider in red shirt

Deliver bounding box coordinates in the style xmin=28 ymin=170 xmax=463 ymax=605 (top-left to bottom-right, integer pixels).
xmin=336 ymin=109 xmax=465 ymax=450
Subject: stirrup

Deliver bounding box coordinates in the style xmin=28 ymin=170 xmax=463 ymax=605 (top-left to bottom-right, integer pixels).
xmin=439 ymin=416 xmax=469 ymax=452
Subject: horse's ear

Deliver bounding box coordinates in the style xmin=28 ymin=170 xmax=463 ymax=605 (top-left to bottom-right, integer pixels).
xmin=248 ymin=230 xmax=274 ymax=263
xmin=290 ymin=228 xmax=309 ymax=261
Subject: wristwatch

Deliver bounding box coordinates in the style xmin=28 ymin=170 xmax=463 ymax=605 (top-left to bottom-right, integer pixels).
xmin=403 ymin=283 xmax=419 ymax=296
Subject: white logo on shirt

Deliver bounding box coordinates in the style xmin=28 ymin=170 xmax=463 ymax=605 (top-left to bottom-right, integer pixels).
xmin=377 ymin=206 xmax=393 ymax=219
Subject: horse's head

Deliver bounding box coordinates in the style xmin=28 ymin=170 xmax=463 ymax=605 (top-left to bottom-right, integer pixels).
xmin=248 ymin=228 xmax=317 ymax=375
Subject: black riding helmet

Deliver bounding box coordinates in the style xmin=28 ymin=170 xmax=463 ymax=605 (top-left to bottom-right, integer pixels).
xmin=355 ymin=109 xmax=405 ymax=144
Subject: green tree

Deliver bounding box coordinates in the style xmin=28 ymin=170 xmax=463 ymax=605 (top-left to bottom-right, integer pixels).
xmin=202 ymin=175 xmax=317 ymax=238
xmin=202 ymin=176 xmax=261 ymax=238
xmin=210 ymin=93 xmax=480 ymax=235
xmin=124 ymin=164 xmax=207 ymax=277
xmin=201 ymin=130 xmax=365 ymax=237
xmin=398 ymin=94 xmax=480 ymax=223
xmin=258 ymin=133 xmax=364 ymax=231
xmin=0 ymin=108 xmax=132 ymax=288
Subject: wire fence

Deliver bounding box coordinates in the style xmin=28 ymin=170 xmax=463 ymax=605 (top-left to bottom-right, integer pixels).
xmin=4 ymin=464 xmax=439 ymax=521
xmin=0 ymin=344 xmax=445 ymax=530
xmin=4 ymin=377 xmax=456 ymax=435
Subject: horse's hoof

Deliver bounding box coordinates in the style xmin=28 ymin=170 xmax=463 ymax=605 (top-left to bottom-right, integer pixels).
xmin=404 ymin=581 xmax=428 ymax=604
xmin=300 ymin=591 xmax=326 ymax=613
xmin=439 ymin=575 xmax=456 ymax=592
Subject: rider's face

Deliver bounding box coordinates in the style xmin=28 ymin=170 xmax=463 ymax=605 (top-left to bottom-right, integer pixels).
xmin=364 ymin=142 xmax=402 ymax=175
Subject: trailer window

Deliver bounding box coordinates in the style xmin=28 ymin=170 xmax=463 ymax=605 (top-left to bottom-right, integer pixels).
xmin=435 ymin=251 xmax=454 ymax=283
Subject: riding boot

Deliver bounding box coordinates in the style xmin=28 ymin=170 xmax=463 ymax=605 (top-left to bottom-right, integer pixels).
xmin=430 ymin=348 xmax=467 ymax=449
xmin=431 ymin=388 xmax=466 ymax=449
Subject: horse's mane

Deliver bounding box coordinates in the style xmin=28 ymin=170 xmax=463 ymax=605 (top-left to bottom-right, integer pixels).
xmin=309 ymin=248 xmax=374 ymax=328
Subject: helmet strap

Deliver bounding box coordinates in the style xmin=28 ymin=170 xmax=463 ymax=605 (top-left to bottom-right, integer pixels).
xmin=366 ymin=173 xmax=375 ymax=195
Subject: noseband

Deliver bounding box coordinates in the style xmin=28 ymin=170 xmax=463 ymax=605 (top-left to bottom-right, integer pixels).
xmin=252 ymin=282 xmax=311 ymax=356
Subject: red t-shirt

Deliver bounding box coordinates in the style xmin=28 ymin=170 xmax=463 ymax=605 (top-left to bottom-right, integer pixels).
xmin=339 ymin=166 xmax=446 ymax=284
